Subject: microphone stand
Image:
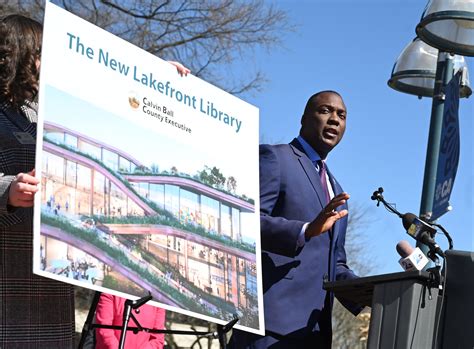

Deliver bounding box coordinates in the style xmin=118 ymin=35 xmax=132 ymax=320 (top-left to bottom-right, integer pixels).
xmin=370 ymin=187 xmax=450 ymax=261
xmin=426 ymin=252 xmax=442 ymax=289
xmin=371 ymin=187 xmax=444 ymax=288
xmin=370 ymin=187 xmax=403 ymax=218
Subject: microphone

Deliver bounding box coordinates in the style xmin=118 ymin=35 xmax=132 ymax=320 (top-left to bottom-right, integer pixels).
xmin=396 ymin=240 xmax=429 ymax=271
xmin=401 ymin=213 xmax=445 ymax=257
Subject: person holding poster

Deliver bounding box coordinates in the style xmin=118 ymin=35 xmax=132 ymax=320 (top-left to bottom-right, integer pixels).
xmin=231 ymin=91 xmax=362 ymax=348
xmin=95 ymin=293 xmax=166 ymax=349
xmin=0 ymin=14 xmax=75 ymax=348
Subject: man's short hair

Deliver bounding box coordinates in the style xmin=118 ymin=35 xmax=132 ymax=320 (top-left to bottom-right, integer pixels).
xmin=303 ymin=90 xmax=342 ymax=115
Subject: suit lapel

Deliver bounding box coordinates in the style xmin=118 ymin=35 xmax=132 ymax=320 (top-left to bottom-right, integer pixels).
xmin=290 ymin=139 xmax=342 ymax=279
xmin=289 ymin=138 xmax=327 ymax=210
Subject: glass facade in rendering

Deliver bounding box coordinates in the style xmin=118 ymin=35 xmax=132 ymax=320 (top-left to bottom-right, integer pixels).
xmin=41 ymin=124 xmax=257 ymax=310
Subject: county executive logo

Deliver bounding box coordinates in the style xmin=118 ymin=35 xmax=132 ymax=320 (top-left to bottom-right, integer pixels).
xmin=128 ymin=91 xmax=140 ymax=110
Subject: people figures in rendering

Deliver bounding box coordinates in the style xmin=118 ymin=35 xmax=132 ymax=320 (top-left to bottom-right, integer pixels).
xmin=230 ymin=91 xmax=362 ymax=348
xmin=0 ymin=14 xmax=75 ymax=347
xmin=95 ymin=293 xmax=166 ymax=349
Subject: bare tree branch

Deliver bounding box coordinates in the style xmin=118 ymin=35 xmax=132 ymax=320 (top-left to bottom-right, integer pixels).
xmin=332 ymin=203 xmax=376 ymax=349
xmin=1 ymin=0 xmax=292 ymax=96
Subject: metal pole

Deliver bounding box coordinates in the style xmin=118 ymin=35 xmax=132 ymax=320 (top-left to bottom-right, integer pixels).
xmin=418 ymin=51 xmax=454 ymax=258
xmin=118 ymin=300 xmax=133 ymax=349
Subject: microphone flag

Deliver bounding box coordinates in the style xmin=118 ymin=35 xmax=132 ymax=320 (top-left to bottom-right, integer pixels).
xmin=396 ymin=240 xmax=429 ymax=271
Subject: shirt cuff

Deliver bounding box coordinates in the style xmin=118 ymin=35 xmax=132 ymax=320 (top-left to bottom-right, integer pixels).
xmin=296 ymin=222 xmax=310 ymax=248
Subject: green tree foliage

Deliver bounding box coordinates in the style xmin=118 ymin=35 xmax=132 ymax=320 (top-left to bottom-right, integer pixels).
xmin=199 ymin=165 xmax=226 ymax=189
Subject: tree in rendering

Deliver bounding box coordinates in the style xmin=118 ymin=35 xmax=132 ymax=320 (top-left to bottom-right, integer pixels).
xmin=199 ymin=165 xmax=226 ymax=189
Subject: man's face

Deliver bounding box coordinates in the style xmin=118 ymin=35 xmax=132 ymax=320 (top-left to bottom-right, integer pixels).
xmin=300 ymin=92 xmax=347 ymax=158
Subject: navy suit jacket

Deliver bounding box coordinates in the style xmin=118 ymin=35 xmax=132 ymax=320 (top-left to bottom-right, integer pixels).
xmin=257 ymin=139 xmax=360 ymax=340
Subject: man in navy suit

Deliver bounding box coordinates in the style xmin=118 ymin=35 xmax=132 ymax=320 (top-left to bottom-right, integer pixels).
xmin=230 ymin=90 xmax=362 ymax=348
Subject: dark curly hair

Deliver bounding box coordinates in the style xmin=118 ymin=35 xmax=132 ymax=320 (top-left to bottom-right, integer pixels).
xmin=0 ymin=14 xmax=42 ymax=109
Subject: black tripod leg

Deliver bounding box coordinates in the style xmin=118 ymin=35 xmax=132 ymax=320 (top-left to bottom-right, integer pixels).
xmin=77 ymin=291 xmax=102 ymax=349
xmin=217 ymin=324 xmax=227 ymax=349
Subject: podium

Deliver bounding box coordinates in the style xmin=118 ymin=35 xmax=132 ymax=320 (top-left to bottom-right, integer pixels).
xmin=325 ymin=250 xmax=474 ymax=349
xmin=324 ymin=271 xmax=439 ymax=349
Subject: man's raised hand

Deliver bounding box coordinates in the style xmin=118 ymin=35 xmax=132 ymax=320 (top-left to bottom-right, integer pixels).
xmin=305 ymin=192 xmax=350 ymax=239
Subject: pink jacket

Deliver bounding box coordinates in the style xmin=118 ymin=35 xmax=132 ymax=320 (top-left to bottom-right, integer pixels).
xmin=95 ymin=294 xmax=166 ymax=349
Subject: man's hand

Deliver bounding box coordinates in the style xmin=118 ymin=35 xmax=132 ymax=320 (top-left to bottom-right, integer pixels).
xmin=8 ymin=169 xmax=39 ymax=208
xmin=305 ymin=192 xmax=350 ymax=239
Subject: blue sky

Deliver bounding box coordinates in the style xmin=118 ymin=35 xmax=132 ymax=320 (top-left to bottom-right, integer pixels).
xmin=41 ymin=0 xmax=473 ymax=275
xmin=241 ymin=0 xmax=473 ymax=274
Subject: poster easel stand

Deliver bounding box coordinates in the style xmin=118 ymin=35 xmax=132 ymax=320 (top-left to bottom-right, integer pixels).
xmin=78 ymin=291 xmax=239 ymax=349
xmin=118 ymin=292 xmax=153 ymax=349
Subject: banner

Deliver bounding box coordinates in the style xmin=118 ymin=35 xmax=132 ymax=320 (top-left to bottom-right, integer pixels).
xmin=34 ymin=2 xmax=263 ymax=334
xmin=432 ymin=72 xmax=461 ymax=221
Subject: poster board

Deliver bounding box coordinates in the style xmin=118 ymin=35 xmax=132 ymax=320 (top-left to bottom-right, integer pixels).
xmin=34 ymin=2 xmax=263 ymax=334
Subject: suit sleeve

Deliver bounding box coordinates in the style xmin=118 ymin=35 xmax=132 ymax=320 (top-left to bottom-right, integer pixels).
xmin=259 ymin=144 xmax=305 ymax=257
xmin=0 ymin=174 xmax=15 ymax=216
xmin=95 ymin=293 xmax=120 ymax=349
xmin=141 ymin=307 xmax=166 ymax=349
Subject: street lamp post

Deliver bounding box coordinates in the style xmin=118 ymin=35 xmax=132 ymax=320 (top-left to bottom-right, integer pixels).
xmin=388 ymin=37 xmax=471 ymax=98
xmin=388 ymin=0 xmax=474 ymax=260
xmin=416 ymin=0 xmax=474 ymax=256
xmin=416 ymin=0 xmax=474 ymax=57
